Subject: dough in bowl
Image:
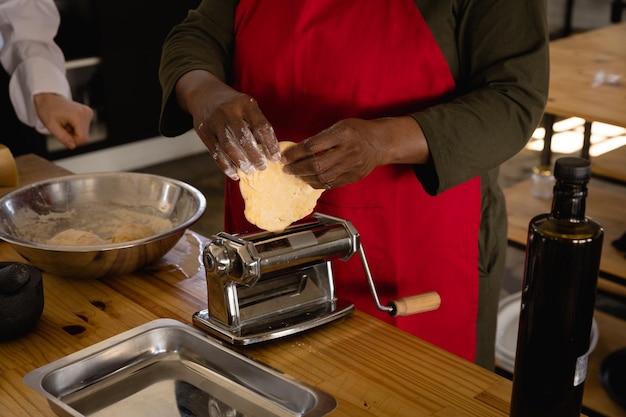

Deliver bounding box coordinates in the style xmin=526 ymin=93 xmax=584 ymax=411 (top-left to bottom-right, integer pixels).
xmin=112 ymin=222 xmax=156 ymax=243
xmin=239 ymin=141 xmax=324 ymax=232
xmin=47 ymin=229 xmax=106 ymax=246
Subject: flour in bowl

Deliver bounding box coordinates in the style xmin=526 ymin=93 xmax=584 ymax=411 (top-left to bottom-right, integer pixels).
xmin=24 ymin=206 xmax=173 ymax=246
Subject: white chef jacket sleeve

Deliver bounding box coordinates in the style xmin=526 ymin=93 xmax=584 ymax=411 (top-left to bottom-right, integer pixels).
xmin=0 ymin=0 xmax=71 ymax=134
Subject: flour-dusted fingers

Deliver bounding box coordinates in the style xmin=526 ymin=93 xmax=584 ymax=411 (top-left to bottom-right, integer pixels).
xmin=177 ymin=70 xmax=280 ymax=179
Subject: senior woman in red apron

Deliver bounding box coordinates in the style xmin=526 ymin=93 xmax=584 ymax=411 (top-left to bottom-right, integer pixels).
xmin=159 ymin=0 xmax=549 ymax=369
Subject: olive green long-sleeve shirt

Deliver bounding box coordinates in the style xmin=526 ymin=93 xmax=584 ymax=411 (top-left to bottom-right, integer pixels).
xmin=159 ymin=0 xmax=549 ymax=369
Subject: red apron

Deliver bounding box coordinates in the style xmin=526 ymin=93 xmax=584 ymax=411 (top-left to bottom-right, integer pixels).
xmin=226 ymin=0 xmax=481 ymax=362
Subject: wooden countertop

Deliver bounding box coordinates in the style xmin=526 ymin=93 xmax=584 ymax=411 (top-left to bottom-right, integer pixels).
xmin=0 ymin=155 xmax=517 ymax=416
xmin=504 ymin=177 xmax=626 ymax=290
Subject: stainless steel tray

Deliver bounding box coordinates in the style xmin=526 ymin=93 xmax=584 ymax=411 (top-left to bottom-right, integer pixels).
xmin=23 ymin=319 xmax=337 ymax=417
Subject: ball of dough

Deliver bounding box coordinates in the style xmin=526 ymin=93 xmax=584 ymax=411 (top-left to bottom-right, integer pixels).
xmin=47 ymin=229 xmax=106 ymax=246
xmin=111 ymin=222 xmax=155 ymax=243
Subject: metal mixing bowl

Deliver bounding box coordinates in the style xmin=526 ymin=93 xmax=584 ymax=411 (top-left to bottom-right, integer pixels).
xmin=0 ymin=172 xmax=207 ymax=279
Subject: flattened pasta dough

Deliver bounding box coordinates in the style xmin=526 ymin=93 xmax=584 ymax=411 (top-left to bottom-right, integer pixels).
xmin=239 ymin=141 xmax=324 ymax=232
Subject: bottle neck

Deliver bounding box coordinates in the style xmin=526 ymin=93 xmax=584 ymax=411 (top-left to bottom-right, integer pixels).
xmin=550 ymin=182 xmax=587 ymax=220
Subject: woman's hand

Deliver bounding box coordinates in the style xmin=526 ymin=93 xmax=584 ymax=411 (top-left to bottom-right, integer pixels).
xmin=282 ymin=116 xmax=430 ymax=189
xmin=176 ymin=70 xmax=281 ymax=180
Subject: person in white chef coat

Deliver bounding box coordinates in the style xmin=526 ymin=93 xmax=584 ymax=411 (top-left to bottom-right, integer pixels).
xmin=0 ymin=0 xmax=93 ymax=155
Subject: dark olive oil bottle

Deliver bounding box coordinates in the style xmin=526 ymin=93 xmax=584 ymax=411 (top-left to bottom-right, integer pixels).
xmin=510 ymin=157 xmax=604 ymax=417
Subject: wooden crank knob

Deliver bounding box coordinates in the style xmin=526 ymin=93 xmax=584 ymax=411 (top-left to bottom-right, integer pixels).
xmin=388 ymin=291 xmax=441 ymax=317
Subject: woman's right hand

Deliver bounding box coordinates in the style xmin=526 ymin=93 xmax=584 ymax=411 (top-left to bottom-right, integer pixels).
xmin=175 ymin=70 xmax=281 ymax=180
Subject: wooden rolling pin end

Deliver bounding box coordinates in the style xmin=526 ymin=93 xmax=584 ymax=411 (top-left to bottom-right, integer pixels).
xmin=389 ymin=291 xmax=441 ymax=317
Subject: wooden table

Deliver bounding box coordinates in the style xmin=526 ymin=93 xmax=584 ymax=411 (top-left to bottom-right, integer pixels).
xmin=504 ymin=177 xmax=626 ymax=292
xmin=0 ymin=155 xmax=518 ymax=416
xmin=541 ymin=22 xmax=626 ymax=181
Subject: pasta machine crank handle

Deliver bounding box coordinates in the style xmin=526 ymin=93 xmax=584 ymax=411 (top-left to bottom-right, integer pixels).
xmin=358 ymin=246 xmax=441 ymax=317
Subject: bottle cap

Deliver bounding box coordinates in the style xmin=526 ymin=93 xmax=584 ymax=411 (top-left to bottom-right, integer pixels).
xmin=554 ymin=157 xmax=591 ymax=183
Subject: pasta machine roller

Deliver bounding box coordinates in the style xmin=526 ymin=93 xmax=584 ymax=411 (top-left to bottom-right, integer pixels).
xmin=193 ymin=213 xmax=440 ymax=345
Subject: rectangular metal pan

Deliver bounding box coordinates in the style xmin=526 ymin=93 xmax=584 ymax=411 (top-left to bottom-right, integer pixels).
xmin=24 ymin=319 xmax=336 ymax=417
